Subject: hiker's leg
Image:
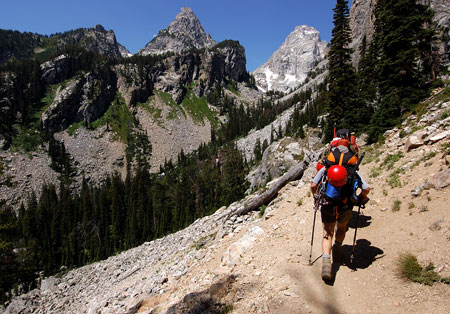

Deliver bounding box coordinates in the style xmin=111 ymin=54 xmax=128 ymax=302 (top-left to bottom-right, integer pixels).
xmin=335 ymin=209 xmax=353 ymax=244
xmin=335 ymin=222 xmax=348 ymax=244
xmin=322 ymin=222 xmax=335 ymax=255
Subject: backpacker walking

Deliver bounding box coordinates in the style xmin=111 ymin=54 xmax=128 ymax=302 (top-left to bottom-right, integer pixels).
xmin=310 ymin=131 xmax=370 ymax=281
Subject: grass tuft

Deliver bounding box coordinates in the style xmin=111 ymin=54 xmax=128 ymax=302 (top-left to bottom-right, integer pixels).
xmin=392 ymin=200 xmax=401 ymax=212
xmin=258 ymin=205 xmax=267 ymax=218
xmin=397 ymin=253 xmax=441 ymax=286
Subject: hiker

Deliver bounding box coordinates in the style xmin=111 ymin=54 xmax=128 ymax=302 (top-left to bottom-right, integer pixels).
xmin=310 ymin=143 xmax=370 ymax=281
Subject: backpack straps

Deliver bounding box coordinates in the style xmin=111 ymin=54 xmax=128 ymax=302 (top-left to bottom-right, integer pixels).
xmin=338 ymin=152 xmax=345 ymax=166
xmin=325 ymin=147 xmax=358 ymax=168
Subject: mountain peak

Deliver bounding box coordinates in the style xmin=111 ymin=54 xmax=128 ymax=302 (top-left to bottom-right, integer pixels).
xmin=94 ymin=24 xmax=106 ymax=32
xmin=138 ymin=7 xmax=217 ymax=56
xmin=180 ymin=6 xmax=194 ymax=13
xmin=253 ymin=25 xmax=327 ymax=92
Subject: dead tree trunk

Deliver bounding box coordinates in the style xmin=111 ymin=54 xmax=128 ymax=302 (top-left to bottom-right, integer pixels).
xmin=229 ymin=152 xmax=315 ymax=217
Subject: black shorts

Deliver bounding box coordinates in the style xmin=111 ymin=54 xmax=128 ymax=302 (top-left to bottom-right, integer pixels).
xmin=320 ymin=203 xmax=353 ymax=224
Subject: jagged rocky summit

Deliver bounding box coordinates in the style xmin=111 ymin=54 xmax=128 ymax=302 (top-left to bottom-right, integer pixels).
xmin=138 ymin=7 xmax=217 ymax=56
xmin=57 ymin=24 xmax=131 ymax=58
xmin=252 ymin=25 xmax=327 ymax=93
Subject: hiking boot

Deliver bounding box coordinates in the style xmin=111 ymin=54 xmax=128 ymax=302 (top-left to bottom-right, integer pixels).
xmin=322 ymin=256 xmax=332 ymax=280
xmin=332 ymin=242 xmax=342 ymax=262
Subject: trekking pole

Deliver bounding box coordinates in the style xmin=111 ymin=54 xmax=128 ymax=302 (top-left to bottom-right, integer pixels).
xmin=350 ymin=200 xmax=367 ymax=266
xmin=308 ymin=205 xmax=318 ymax=265
xmin=348 ymin=152 xmax=366 ymax=267
xmin=309 ymin=176 xmax=325 ymax=265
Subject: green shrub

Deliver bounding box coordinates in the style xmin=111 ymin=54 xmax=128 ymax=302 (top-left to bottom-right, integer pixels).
xmin=382 ymin=152 xmax=404 ymax=170
xmin=387 ymin=172 xmax=402 ymax=188
xmin=422 ymin=151 xmax=436 ymax=162
xmin=221 ymin=304 xmax=234 ymax=314
xmin=369 ymin=166 xmax=381 ymax=178
xmin=397 ymin=253 xmax=441 ymax=286
xmin=258 ymin=205 xmax=267 ymax=218
xmin=441 ymin=110 xmax=450 ymax=120
xmin=392 ymin=200 xmax=401 ymax=212
xmin=399 ymin=129 xmax=408 ymax=138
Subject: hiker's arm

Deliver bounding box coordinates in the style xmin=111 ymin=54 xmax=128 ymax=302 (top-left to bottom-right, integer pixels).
xmin=361 ymin=187 xmax=370 ymax=200
xmin=357 ymin=171 xmax=371 ymax=201
xmin=311 ymin=182 xmax=318 ymax=194
xmin=311 ymin=167 xmax=325 ymax=195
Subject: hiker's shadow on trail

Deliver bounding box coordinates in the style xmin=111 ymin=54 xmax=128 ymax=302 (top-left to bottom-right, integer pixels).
xmin=325 ymin=239 xmax=384 ymax=285
xmin=342 ymin=239 xmax=384 ymax=270
xmin=324 ymin=239 xmax=384 ymax=286
xmin=348 ymin=211 xmax=371 ymax=229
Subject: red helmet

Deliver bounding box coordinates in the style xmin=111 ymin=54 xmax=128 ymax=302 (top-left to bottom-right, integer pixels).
xmin=327 ymin=165 xmax=348 ymax=187
xmin=316 ymin=162 xmax=325 ymax=171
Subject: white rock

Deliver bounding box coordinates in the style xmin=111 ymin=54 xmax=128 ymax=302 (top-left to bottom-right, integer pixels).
xmin=221 ymin=226 xmax=264 ymax=266
xmin=428 ymin=130 xmax=450 ymax=144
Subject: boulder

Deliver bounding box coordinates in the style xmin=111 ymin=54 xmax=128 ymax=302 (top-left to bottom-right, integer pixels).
xmin=427 ymin=130 xmax=450 ymax=144
xmin=444 ymin=154 xmax=450 ymax=166
xmin=384 ymin=128 xmax=398 ymax=138
xmin=405 ymin=133 xmax=426 ymax=152
xmin=247 ymin=137 xmax=308 ymax=190
xmin=430 ymin=169 xmax=450 ymax=190
xmin=221 ymin=226 xmax=264 ymax=267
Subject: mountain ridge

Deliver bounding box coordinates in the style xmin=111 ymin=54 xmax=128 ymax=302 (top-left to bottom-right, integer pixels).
xmin=0 ymin=24 xmax=130 ymax=64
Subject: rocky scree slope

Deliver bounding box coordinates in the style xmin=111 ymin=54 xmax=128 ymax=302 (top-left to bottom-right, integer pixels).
xmin=5 ymin=88 xmax=450 ymax=314
xmin=138 ymin=7 xmax=217 ymax=56
xmin=253 ymin=25 xmax=327 ymax=93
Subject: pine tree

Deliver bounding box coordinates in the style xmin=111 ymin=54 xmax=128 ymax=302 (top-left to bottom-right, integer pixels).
xmin=220 ymin=145 xmax=248 ymax=205
xmin=355 ymin=35 xmax=375 ymax=129
xmin=0 ymin=200 xmax=19 ymax=304
xmin=253 ymin=138 xmax=262 ymax=162
xmin=368 ymin=0 xmax=434 ymax=140
xmin=326 ymin=0 xmax=357 ymax=139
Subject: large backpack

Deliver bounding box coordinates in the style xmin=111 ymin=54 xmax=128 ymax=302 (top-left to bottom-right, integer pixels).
xmin=321 ymin=145 xmax=360 ymax=206
xmin=315 ymin=129 xmax=359 ymax=172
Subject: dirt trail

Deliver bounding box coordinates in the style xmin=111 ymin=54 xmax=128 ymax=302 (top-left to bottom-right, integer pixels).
xmin=139 ymin=138 xmax=450 ymax=314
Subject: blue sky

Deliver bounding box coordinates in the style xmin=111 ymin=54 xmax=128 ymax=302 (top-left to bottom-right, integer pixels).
xmin=0 ymin=0 xmax=352 ymax=71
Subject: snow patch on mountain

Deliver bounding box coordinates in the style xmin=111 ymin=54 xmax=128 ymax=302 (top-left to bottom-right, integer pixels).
xmin=253 ymin=25 xmax=327 ymax=93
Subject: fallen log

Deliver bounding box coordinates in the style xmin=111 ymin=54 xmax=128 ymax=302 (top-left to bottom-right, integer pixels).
xmin=229 ymin=152 xmax=316 ymax=217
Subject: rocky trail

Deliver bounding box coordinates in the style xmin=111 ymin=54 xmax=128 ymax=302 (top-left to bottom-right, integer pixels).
xmin=4 ymin=98 xmax=450 ymax=313
xmin=146 ymin=142 xmax=450 ymax=314
xmin=133 ymin=98 xmax=450 ymax=314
